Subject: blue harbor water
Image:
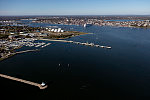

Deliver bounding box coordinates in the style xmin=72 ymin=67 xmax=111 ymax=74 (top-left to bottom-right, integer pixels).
xmin=1 ymin=22 xmax=150 ymax=99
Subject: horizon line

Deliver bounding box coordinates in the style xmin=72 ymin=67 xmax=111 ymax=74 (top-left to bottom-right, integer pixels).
xmin=0 ymin=14 xmax=150 ymax=16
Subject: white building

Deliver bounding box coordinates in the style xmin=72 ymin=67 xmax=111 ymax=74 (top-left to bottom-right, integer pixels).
xmin=57 ymin=28 xmax=61 ymax=32
xmin=54 ymin=29 xmax=57 ymax=32
xmin=51 ymin=29 xmax=54 ymax=32
xmin=61 ymin=30 xmax=64 ymax=32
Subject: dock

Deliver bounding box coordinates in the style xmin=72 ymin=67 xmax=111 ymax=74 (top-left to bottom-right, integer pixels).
xmin=0 ymin=73 xmax=47 ymax=89
xmin=40 ymin=39 xmax=112 ymax=49
xmin=16 ymin=49 xmax=39 ymax=54
xmin=40 ymin=43 xmax=51 ymax=48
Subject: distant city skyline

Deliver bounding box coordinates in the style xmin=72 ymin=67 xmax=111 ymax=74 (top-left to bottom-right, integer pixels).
xmin=0 ymin=0 xmax=150 ymax=16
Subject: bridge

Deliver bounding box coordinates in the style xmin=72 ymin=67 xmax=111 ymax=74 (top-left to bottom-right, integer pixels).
xmin=0 ymin=73 xmax=47 ymax=89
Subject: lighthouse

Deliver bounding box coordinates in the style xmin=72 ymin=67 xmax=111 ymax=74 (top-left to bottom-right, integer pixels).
xmin=41 ymin=82 xmax=46 ymax=87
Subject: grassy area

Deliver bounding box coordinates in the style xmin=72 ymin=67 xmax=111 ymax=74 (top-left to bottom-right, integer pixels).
xmin=68 ymin=31 xmax=88 ymax=35
xmin=0 ymin=26 xmax=42 ymax=33
xmin=0 ymin=34 xmax=8 ymax=39
xmin=0 ymin=58 xmax=3 ymax=61
xmin=0 ymin=53 xmax=16 ymax=62
xmin=44 ymin=31 xmax=88 ymax=39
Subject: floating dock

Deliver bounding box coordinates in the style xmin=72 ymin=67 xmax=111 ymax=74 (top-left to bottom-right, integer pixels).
xmin=0 ymin=73 xmax=47 ymax=89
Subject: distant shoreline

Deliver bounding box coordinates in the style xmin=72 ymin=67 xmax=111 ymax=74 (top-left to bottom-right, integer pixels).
xmin=0 ymin=15 xmax=150 ymax=16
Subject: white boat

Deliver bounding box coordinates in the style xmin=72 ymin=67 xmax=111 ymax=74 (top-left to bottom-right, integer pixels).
xmin=100 ymin=46 xmax=105 ymax=48
xmin=106 ymin=46 xmax=112 ymax=49
xmin=84 ymin=24 xmax=92 ymax=27
xmin=95 ymin=45 xmax=100 ymax=47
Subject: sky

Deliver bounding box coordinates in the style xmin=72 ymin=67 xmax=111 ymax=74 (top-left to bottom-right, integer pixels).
xmin=0 ymin=0 xmax=150 ymax=15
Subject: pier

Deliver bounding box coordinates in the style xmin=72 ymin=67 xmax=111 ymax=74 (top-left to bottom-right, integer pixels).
xmin=0 ymin=49 xmax=40 ymax=62
xmin=16 ymin=49 xmax=39 ymax=54
xmin=40 ymin=43 xmax=51 ymax=48
xmin=0 ymin=73 xmax=47 ymax=89
xmin=40 ymin=39 xmax=112 ymax=49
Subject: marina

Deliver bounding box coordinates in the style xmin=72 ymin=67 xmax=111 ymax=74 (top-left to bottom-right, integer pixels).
xmin=0 ymin=38 xmax=51 ymax=62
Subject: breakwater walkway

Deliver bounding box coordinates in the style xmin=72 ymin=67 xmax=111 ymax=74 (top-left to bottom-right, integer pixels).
xmin=0 ymin=73 xmax=47 ymax=89
xmin=0 ymin=49 xmax=39 ymax=62
xmin=16 ymin=49 xmax=39 ymax=54
xmin=40 ymin=39 xmax=112 ymax=49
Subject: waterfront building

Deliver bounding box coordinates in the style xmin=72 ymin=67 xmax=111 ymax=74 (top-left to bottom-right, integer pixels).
xmin=51 ymin=29 xmax=55 ymax=32
xmin=54 ymin=29 xmax=57 ymax=32
xmin=61 ymin=30 xmax=64 ymax=32
xmin=57 ymin=28 xmax=61 ymax=32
